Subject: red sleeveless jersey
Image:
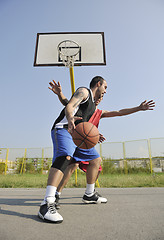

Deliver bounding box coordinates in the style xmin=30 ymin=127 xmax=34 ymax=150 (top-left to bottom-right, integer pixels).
xmin=88 ymin=109 xmax=102 ymax=127
xmin=79 ymin=108 xmax=103 ymax=172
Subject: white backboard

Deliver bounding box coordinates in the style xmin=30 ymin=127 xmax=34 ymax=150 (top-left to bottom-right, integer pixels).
xmin=34 ymin=32 xmax=106 ymax=66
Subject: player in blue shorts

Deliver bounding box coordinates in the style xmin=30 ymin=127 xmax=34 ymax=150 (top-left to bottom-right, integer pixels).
xmin=49 ymin=86 xmax=104 ymax=208
xmin=49 ymin=80 xmax=155 ymax=209
xmin=38 ymin=76 xmax=108 ymax=223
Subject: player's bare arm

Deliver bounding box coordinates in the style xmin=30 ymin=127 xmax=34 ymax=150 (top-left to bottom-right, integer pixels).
xmin=101 ymin=100 xmax=155 ymax=118
xmin=49 ymin=80 xmax=69 ymax=106
xmin=71 ymin=88 xmax=89 ymax=108
xmin=65 ymin=88 xmax=88 ymax=132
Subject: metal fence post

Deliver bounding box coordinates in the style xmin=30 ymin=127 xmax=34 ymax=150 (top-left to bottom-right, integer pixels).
xmin=4 ymin=148 xmax=9 ymax=175
xmin=75 ymin=169 xmax=78 ymax=186
xmin=99 ymin=143 xmax=102 ymax=158
xmin=20 ymin=148 xmax=27 ymax=174
xmin=147 ymin=139 xmax=153 ymax=174
xmin=41 ymin=148 xmax=44 ymax=174
xmin=123 ymin=142 xmax=128 ymax=174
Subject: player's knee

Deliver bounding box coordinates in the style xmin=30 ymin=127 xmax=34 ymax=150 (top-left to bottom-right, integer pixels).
xmin=71 ymin=163 xmax=79 ymax=173
xmin=89 ymin=157 xmax=101 ymax=166
xmin=66 ymin=163 xmax=78 ymax=174
xmin=96 ymin=157 xmax=102 ymax=165
xmin=51 ymin=156 xmax=72 ymax=173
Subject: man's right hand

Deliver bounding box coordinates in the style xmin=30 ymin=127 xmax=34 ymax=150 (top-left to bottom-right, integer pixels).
xmin=68 ymin=116 xmax=82 ymax=134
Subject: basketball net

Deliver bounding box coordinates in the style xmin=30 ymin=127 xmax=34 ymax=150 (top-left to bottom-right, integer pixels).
xmin=57 ymin=40 xmax=80 ymax=68
xmin=58 ymin=40 xmax=80 ymax=94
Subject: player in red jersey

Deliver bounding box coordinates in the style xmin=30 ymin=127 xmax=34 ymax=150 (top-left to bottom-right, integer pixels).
xmin=49 ymin=80 xmax=155 ymax=209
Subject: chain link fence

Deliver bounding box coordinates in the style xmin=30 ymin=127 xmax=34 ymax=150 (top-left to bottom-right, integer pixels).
xmin=0 ymin=138 xmax=164 ymax=175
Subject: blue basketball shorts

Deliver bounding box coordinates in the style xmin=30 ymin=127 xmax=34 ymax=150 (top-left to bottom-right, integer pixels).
xmin=51 ymin=128 xmax=76 ymax=163
xmin=51 ymin=128 xmax=100 ymax=164
xmin=73 ymin=147 xmax=100 ymax=162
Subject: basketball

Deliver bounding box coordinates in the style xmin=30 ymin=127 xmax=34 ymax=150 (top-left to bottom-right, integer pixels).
xmin=72 ymin=122 xmax=100 ymax=149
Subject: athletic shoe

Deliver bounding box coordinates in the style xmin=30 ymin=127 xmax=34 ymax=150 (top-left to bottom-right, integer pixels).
xmin=38 ymin=197 xmax=63 ymax=223
xmin=95 ymin=191 xmax=107 ymax=203
xmin=82 ymin=191 xmax=107 ymax=204
xmin=55 ymin=194 xmax=60 ymax=210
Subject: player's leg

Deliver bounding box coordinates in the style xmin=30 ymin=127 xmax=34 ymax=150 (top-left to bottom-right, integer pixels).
xmin=38 ymin=128 xmax=76 ymax=223
xmin=86 ymin=157 xmax=101 ymax=184
xmin=38 ymin=166 xmax=64 ymax=223
xmin=57 ymin=162 xmax=79 ymax=193
xmin=95 ymin=166 xmax=101 ymax=180
xmin=55 ymin=162 xmax=79 ymax=209
xmin=79 ymin=161 xmax=105 ymax=201
xmin=74 ymin=147 xmax=107 ymax=204
xmin=83 ymin=157 xmax=107 ymax=203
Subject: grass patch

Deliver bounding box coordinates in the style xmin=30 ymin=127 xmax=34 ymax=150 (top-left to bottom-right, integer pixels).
xmin=98 ymin=173 xmax=164 ymax=188
xmin=0 ymin=172 xmax=164 ymax=188
xmin=0 ymin=174 xmax=48 ymax=188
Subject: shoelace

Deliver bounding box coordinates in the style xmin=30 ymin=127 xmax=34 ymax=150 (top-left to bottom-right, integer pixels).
xmin=47 ymin=202 xmax=56 ymax=214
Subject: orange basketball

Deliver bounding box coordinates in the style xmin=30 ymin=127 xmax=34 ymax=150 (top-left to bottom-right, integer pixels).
xmin=72 ymin=122 xmax=99 ymax=149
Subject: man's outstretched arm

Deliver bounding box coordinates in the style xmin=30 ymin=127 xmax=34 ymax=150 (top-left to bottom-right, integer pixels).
xmin=101 ymin=100 xmax=155 ymax=118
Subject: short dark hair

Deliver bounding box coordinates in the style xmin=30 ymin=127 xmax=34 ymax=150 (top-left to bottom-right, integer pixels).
xmin=89 ymin=76 xmax=105 ymax=89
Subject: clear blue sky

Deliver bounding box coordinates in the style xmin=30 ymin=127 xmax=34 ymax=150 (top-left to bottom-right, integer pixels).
xmin=0 ymin=0 xmax=164 ymax=148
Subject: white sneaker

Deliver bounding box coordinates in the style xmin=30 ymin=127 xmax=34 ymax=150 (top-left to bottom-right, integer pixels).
xmin=95 ymin=192 xmax=107 ymax=203
xmin=38 ymin=197 xmax=63 ymax=223
xmin=82 ymin=192 xmax=107 ymax=204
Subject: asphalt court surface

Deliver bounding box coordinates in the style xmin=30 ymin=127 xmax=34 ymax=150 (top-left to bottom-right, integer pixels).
xmin=0 ymin=188 xmax=164 ymax=240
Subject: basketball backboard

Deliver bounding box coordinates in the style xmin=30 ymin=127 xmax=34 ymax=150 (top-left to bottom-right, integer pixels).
xmin=34 ymin=32 xmax=106 ymax=67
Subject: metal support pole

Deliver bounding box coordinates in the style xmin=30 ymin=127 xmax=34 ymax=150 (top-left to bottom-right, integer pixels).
xmin=20 ymin=148 xmax=27 ymax=174
xmin=69 ymin=67 xmax=75 ymax=95
xmin=41 ymin=148 xmax=44 ymax=174
xmin=69 ymin=67 xmax=77 ymax=185
xmin=4 ymin=148 xmax=9 ymax=175
xmin=147 ymin=139 xmax=153 ymax=174
xmin=123 ymin=142 xmax=128 ymax=174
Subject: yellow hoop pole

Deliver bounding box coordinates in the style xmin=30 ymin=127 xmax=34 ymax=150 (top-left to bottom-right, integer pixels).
xmin=69 ymin=66 xmax=77 ymax=186
xmin=69 ymin=67 xmax=75 ymax=95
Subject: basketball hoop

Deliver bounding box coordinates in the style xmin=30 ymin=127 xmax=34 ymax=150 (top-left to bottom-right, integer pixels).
xmin=57 ymin=40 xmax=80 ymax=68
